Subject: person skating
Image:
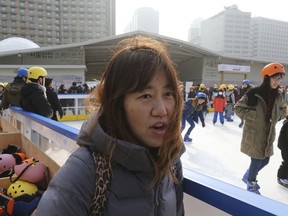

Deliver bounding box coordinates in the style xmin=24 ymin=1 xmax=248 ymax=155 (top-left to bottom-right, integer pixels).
xmin=212 ymin=89 xmax=226 ymax=125
xmin=238 ymin=79 xmax=253 ymax=128
xmin=181 ymin=92 xmax=206 ymax=142
xmin=235 ymin=62 xmax=286 ymax=194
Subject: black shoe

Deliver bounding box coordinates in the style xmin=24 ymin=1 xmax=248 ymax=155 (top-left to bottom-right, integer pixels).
xmin=239 ymin=122 xmax=244 ymax=128
xmin=278 ymin=178 xmax=288 ymax=188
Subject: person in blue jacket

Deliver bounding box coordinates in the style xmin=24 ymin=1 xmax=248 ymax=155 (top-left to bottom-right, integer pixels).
xmin=181 ymin=92 xmax=206 ymax=142
xmin=35 ymin=36 xmax=185 ymax=216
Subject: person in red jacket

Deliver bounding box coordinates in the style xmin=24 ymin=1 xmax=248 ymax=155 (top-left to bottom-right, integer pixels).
xmin=212 ymin=89 xmax=226 ymax=125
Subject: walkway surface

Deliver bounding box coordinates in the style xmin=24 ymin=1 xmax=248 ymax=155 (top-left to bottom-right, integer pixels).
xmin=65 ymin=112 xmax=288 ymax=206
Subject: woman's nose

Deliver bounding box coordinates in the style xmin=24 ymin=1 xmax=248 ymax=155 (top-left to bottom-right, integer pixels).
xmin=151 ymin=99 xmax=167 ymax=117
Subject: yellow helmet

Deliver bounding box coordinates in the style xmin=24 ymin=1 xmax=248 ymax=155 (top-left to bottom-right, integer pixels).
xmin=199 ymin=83 xmax=205 ymax=89
xmin=3 ymin=82 xmax=8 ymax=87
xmin=220 ymin=84 xmax=227 ymax=89
xmin=0 ymin=82 xmax=4 ymax=88
xmin=7 ymin=180 xmax=38 ymax=198
xmin=228 ymin=84 xmax=234 ymax=90
xmin=28 ymin=67 xmax=47 ymax=80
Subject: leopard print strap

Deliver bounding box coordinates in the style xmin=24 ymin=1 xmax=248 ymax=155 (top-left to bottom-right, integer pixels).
xmin=89 ymin=151 xmax=111 ymax=216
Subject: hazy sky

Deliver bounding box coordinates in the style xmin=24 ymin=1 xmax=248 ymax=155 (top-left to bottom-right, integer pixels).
xmin=116 ymin=0 xmax=288 ymax=41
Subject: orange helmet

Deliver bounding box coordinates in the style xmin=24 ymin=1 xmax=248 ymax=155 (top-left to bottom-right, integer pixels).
xmin=261 ymin=62 xmax=285 ymax=77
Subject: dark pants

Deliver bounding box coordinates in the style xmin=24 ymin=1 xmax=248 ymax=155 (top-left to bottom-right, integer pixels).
xmin=278 ymin=143 xmax=288 ymax=179
xmin=247 ymin=157 xmax=270 ymax=181
xmin=181 ymin=115 xmax=195 ymax=135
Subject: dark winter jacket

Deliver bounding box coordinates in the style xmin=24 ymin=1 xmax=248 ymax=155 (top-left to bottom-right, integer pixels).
xmin=1 ymin=79 xmax=25 ymax=109
xmin=234 ymin=88 xmax=286 ymax=159
xmin=278 ymin=119 xmax=288 ymax=150
xmin=20 ymin=82 xmax=53 ymax=118
xmin=46 ymin=87 xmax=63 ymax=121
xmin=182 ymin=98 xmax=203 ymax=119
xmin=36 ymin=116 xmax=185 ymax=216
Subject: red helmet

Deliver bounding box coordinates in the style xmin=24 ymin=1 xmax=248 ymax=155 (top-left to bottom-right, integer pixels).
xmin=14 ymin=158 xmax=47 ymax=183
xmin=261 ymin=62 xmax=285 ymax=77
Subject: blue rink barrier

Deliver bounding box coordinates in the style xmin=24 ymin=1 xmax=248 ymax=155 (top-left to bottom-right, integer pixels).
xmin=5 ymin=106 xmax=288 ymax=216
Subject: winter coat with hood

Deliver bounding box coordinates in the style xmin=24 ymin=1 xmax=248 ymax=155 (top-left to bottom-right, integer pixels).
xmin=20 ymin=82 xmax=53 ymax=118
xmin=212 ymin=94 xmax=226 ymax=112
xmin=46 ymin=87 xmax=64 ymax=121
xmin=35 ymin=116 xmax=185 ymax=216
xmin=234 ymin=87 xmax=286 ymax=159
xmin=1 ymin=78 xmax=25 ymax=109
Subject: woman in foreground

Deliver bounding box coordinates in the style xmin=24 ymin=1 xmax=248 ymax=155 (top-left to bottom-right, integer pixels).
xmin=35 ymin=36 xmax=185 ymax=216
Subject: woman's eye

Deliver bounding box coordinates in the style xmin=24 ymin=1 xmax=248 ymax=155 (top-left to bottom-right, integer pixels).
xmin=165 ymin=91 xmax=174 ymax=97
xmin=140 ymin=94 xmax=151 ymax=99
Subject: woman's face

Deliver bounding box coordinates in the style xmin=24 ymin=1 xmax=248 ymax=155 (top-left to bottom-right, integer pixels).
xmin=124 ymin=70 xmax=175 ymax=148
xmin=270 ymin=74 xmax=283 ymax=89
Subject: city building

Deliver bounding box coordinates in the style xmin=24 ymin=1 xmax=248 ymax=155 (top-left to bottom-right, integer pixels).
xmin=124 ymin=7 xmax=159 ymax=34
xmin=190 ymin=5 xmax=288 ymax=62
xmin=0 ymin=0 xmax=115 ymax=46
xmin=200 ymin=5 xmax=251 ymax=58
xmin=250 ymin=17 xmax=288 ymax=62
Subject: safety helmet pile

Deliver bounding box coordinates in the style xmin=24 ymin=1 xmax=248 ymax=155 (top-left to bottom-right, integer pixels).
xmin=261 ymin=62 xmax=285 ymax=77
xmin=28 ymin=67 xmax=47 ymax=80
xmin=0 ymin=154 xmax=16 ymax=174
xmin=17 ymin=67 xmax=28 ymax=78
xmin=7 ymin=180 xmax=38 ymax=198
xmin=14 ymin=158 xmax=47 ymax=183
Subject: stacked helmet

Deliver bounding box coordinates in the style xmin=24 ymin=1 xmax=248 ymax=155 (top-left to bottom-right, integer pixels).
xmin=242 ymin=79 xmax=251 ymax=85
xmin=14 ymin=159 xmax=47 ymax=183
xmin=7 ymin=180 xmax=38 ymax=198
xmin=28 ymin=67 xmax=47 ymax=80
xmin=196 ymin=92 xmax=206 ymax=99
xmin=0 ymin=154 xmax=16 ymax=174
xmin=17 ymin=67 xmax=28 ymax=78
xmin=261 ymin=62 xmax=285 ymax=77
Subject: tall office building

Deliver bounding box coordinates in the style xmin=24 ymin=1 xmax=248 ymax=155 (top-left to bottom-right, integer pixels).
xmin=195 ymin=5 xmax=288 ymax=61
xmin=125 ymin=7 xmax=159 ymax=34
xmin=200 ymin=5 xmax=251 ymax=58
xmin=250 ymin=17 xmax=288 ymax=62
xmin=0 ymin=0 xmax=115 ymax=46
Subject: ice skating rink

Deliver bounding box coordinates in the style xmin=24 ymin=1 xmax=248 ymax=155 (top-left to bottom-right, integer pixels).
xmin=181 ymin=112 xmax=288 ymax=205
xmin=65 ymin=112 xmax=288 ymax=205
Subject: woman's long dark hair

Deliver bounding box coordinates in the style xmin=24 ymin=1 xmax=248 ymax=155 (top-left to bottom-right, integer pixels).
xmin=259 ymin=74 xmax=281 ymax=122
xmin=88 ymin=36 xmax=183 ymax=185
